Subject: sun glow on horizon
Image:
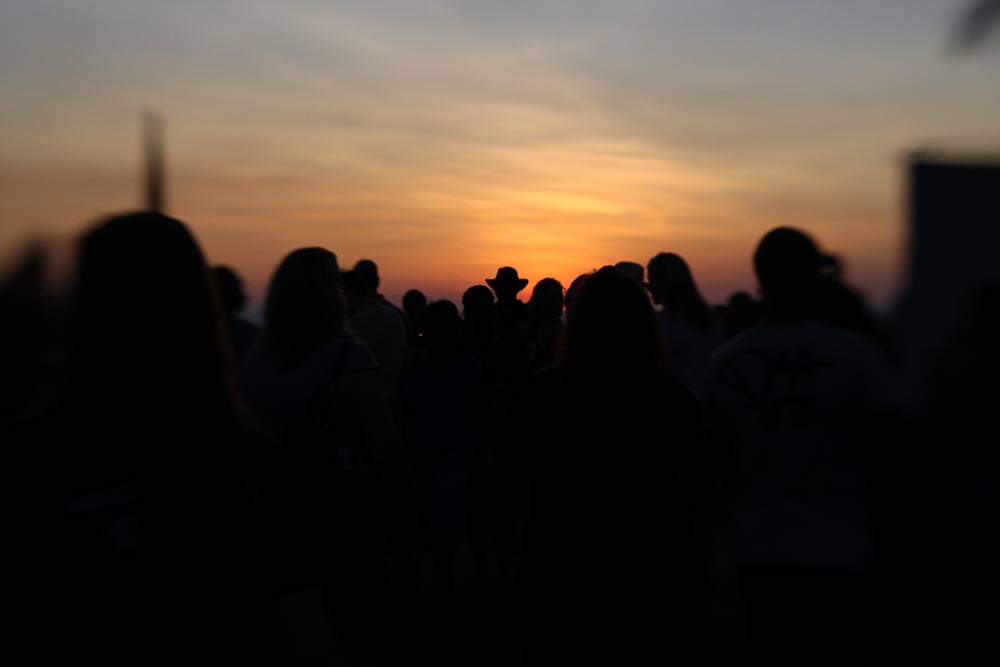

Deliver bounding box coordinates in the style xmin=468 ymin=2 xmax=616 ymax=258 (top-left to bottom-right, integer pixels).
xmin=4 ymin=1 xmax=997 ymax=314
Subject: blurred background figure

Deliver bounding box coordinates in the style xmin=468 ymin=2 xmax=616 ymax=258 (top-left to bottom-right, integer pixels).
xmin=703 ymin=227 xmax=904 ymax=667
xmin=4 ymin=212 xmax=267 ymax=666
xmin=212 ymin=265 xmax=261 ymax=366
xmin=716 ymin=291 xmax=762 ymax=341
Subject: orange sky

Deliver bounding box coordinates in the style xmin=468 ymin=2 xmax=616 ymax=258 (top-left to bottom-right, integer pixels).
xmin=3 ymin=1 xmax=999 ymax=314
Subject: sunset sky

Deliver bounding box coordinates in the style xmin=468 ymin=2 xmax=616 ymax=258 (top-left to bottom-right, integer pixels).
xmin=3 ymin=0 xmax=999 ymax=314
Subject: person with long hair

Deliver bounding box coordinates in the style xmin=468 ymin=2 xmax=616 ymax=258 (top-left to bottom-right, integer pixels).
xmin=515 ymin=277 xmax=565 ymax=372
xmin=240 ymin=246 xmax=402 ymax=656
xmin=503 ymin=266 xmax=705 ymax=664
xmin=646 ymin=252 xmax=724 ymax=400
xmin=5 ymin=211 xmax=265 ymax=665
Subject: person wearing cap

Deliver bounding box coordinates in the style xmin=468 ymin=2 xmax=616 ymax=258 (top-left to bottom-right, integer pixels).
xmin=702 ymin=226 xmax=902 ymax=667
xmin=487 ymin=266 xmax=532 ymax=334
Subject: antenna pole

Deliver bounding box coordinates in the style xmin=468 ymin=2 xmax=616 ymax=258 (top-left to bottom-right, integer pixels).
xmin=142 ymin=110 xmax=166 ymax=212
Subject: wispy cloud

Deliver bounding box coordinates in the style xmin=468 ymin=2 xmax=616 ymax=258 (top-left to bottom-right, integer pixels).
xmin=3 ymin=0 xmax=998 ymax=308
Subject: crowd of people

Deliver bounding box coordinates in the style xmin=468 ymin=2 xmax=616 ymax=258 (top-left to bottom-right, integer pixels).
xmin=1 ymin=209 xmax=997 ymax=665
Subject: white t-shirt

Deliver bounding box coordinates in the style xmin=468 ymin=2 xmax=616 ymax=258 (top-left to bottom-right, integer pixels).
xmin=703 ymin=321 xmax=901 ymax=572
xmin=656 ymin=307 xmax=724 ymax=401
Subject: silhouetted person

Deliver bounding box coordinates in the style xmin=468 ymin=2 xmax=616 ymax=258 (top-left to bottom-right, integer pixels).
xmin=460 ymin=284 xmax=531 ymax=412
xmin=241 ymin=248 xmax=401 ymax=657
xmin=515 ymin=277 xmax=564 ymax=372
xmin=719 ymin=290 xmax=762 ymax=340
xmin=502 ymin=266 xmax=704 ymax=665
xmin=614 ymin=260 xmax=645 ymax=285
xmin=813 ymin=254 xmax=884 ymax=349
xmin=212 ymin=265 xmax=261 ymax=365
xmin=487 ymin=266 xmax=532 ymax=334
xmin=5 ymin=212 xmax=266 ymax=666
xmin=354 ymin=258 xmax=417 ymax=345
xmin=460 ymin=284 xmax=532 ymax=594
xmin=702 ymin=227 xmax=903 ymax=667
xmin=402 ymin=288 xmax=429 ymax=346
xmin=341 ymin=268 xmax=409 ymax=402
xmin=646 ymin=252 xmax=724 ymax=400
xmin=563 ymin=271 xmax=592 ymax=315
xmin=395 ymin=300 xmax=490 ymax=612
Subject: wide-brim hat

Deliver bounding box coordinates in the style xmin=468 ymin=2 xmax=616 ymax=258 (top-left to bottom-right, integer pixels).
xmin=486 ymin=266 xmax=528 ymax=292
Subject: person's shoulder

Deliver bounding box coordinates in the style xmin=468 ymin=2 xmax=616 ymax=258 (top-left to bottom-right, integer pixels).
xmin=380 ymin=296 xmax=409 ymax=319
xmin=707 ymin=321 xmax=880 ymax=366
xmin=343 ymin=337 xmax=380 ymax=370
xmin=362 ymin=299 xmax=408 ymax=331
xmin=798 ymin=322 xmax=887 ymax=369
xmin=314 ymin=336 xmax=379 ymax=372
xmin=706 ymin=325 xmax=768 ymax=369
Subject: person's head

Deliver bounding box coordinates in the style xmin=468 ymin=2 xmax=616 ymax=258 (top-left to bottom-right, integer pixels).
xmin=564 ymin=272 xmax=592 ymax=314
xmin=753 ymin=227 xmax=823 ymax=316
xmin=461 ymin=284 xmax=497 ymax=337
xmin=420 ymin=299 xmax=462 ymax=352
xmin=462 ymin=284 xmax=496 ymax=317
xmin=402 ymin=288 xmax=428 ymax=321
xmin=212 ymin=265 xmax=246 ymax=315
xmin=722 ymin=291 xmax=761 ymax=335
xmin=264 ymin=247 xmax=347 ymax=365
xmin=486 ymin=266 xmax=528 ymax=301
xmin=339 ymin=269 xmax=368 ymax=316
xmin=614 ymin=261 xmax=644 ymax=285
xmin=353 ymin=259 xmax=379 ymax=295
xmin=558 ymin=265 xmax=666 ymax=374
xmin=646 ymin=252 xmax=713 ymax=331
xmin=74 ymin=211 xmax=236 ymax=414
xmin=528 ymin=278 xmax=565 ymax=320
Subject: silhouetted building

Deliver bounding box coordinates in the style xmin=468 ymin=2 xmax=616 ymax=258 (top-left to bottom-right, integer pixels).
xmin=898 ymin=153 xmax=1000 ymax=390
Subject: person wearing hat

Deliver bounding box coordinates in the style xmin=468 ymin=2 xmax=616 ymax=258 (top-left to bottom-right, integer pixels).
xmin=487 ymin=266 xmax=532 ymax=334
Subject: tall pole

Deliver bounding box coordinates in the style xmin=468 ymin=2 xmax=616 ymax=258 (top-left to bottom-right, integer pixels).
xmin=142 ymin=110 xmax=166 ymax=213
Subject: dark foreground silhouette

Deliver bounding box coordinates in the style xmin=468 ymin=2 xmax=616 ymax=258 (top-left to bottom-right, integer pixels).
xmin=2 ymin=181 xmax=999 ymax=665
